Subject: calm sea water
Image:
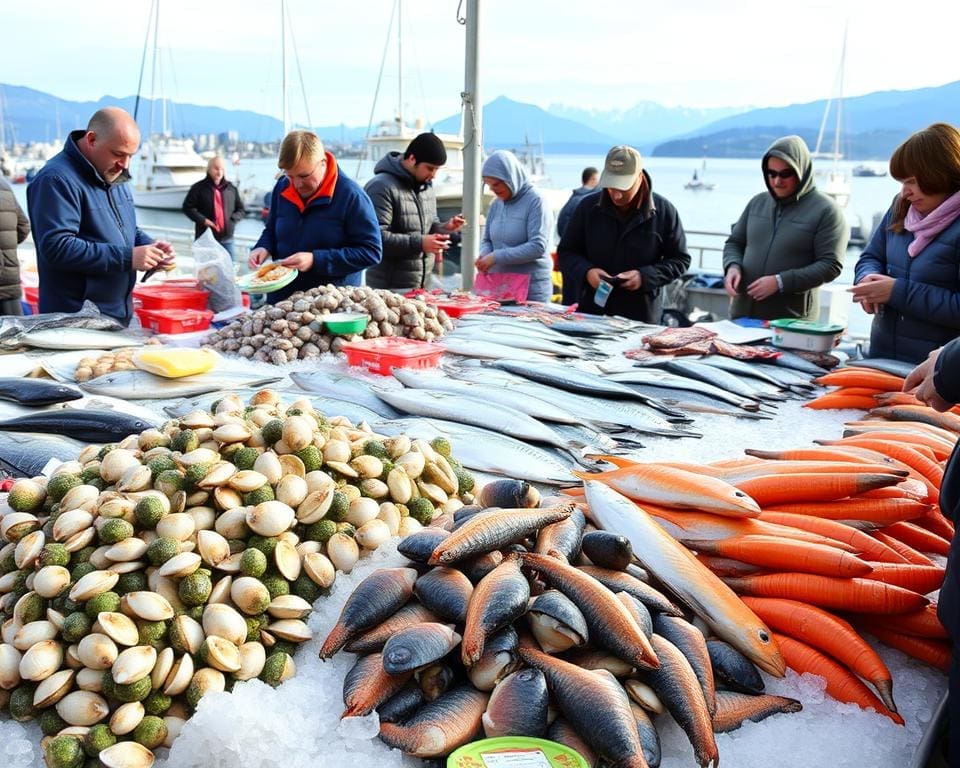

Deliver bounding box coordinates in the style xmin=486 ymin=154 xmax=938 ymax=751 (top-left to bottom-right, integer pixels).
xmin=11 ymin=152 xmax=899 ymax=336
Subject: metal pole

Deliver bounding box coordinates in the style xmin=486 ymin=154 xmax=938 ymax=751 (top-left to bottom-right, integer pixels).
xmin=461 ymin=0 xmax=482 ymax=290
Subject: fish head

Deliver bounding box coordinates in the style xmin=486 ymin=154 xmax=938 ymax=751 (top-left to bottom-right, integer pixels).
xmin=746 ymin=626 xmax=785 ymax=677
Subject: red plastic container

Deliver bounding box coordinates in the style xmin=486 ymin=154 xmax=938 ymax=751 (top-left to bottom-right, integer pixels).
xmin=22 ymin=285 xmax=39 ymax=315
xmin=135 ymin=308 xmax=215 ymax=334
xmin=342 ymin=337 xmax=445 ymax=375
xmin=133 ymin=280 xmax=210 ymax=311
xmin=430 ymin=295 xmax=500 ymax=318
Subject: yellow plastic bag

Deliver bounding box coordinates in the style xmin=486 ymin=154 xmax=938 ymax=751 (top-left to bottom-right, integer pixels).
xmin=132 ymin=347 xmax=220 ymax=378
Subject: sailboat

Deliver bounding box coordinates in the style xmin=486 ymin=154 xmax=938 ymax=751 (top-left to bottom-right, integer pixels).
xmin=812 ymin=26 xmax=851 ymax=209
xmin=131 ymin=0 xmax=207 ymax=210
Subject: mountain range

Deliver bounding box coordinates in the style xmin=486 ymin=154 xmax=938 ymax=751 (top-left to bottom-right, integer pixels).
xmin=2 ymin=80 xmax=958 ymax=160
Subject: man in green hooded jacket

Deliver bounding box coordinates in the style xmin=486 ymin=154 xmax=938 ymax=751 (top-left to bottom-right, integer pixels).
xmin=722 ymin=135 xmax=848 ymax=320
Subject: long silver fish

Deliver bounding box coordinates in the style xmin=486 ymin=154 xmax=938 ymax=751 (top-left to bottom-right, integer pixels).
xmin=438 ymin=337 xmax=559 ymax=363
xmin=288 ymin=370 xmax=400 ymax=418
xmin=81 ymin=369 xmax=284 ymax=400
xmin=458 ymin=320 xmax=593 ymax=348
xmin=392 ymin=368 xmax=587 ymax=425
xmin=447 ymin=327 xmax=584 ymax=357
xmin=449 ymin=367 xmax=699 ymax=437
xmin=11 ymin=328 xmax=145 ymax=350
xmin=0 ymin=377 xmax=84 ymax=406
xmin=373 ymin=387 xmax=581 ymax=451
xmin=635 ymin=358 xmax=784 ymax=401
xmin=606 ymin=369 xmax=763 ymax=411
xmin=373 ymin=417 xmax=579 ymax=485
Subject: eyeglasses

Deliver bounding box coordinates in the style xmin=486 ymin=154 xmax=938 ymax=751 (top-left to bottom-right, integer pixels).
xmin=765 ymin=168 xmax=796 ymax=180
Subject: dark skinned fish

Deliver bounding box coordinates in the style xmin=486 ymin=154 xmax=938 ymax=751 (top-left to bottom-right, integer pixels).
xmin=413 ymin=567 xmax=474 ymax=623
xmin=0 ymin=377 xmax=84 ymax=406
xmin=712 ymin=690 xmax=803 ymax=733
xmin=482 ymin=668 xmax=549 ymax=738
xmin=378 ymin=686 xmax=488 ymax=758
xmin=461 ymin=554 xmax=530 ymax=666
xmin=341 ymin=652 xmax=412 ymax=718
xmin=0 ymin=409 xmax=154 ymax=443
xmin=382 ymin=622 xmax=462 ymax=676
xmin=343 ymin=603 xmax=440 ymax=655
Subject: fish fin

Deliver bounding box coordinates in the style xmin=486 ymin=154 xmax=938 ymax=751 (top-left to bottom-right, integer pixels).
xmin=582 ymin=454 xmax=640 ymax=469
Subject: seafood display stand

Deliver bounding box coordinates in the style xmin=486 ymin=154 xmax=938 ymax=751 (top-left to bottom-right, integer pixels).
xmin=0 ymin=301 xmax=950 ymax=768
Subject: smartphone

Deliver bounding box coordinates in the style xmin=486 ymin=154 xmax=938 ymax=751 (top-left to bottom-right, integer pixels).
xmin=604 ymin=275 xmax=627 ymax=286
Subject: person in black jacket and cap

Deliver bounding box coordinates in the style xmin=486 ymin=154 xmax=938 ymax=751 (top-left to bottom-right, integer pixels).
xmin=364 ymin=132 xmax=464 ymax=291
xmin=182 ymin=156 xmax=246 ymax=258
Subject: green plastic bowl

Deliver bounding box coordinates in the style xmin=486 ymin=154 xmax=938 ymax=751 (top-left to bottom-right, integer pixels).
xmin=447 ymin=737 xmax=589 ymax=767
xmin=323 ymin=312 xmax=369 ymax=335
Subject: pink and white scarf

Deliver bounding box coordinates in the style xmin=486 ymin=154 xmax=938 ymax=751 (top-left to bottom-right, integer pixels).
xmin=905 ymin=189 xmax=960 ymax=257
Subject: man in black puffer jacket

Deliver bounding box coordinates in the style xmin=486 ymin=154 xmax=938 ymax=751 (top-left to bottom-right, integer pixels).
xmin=0 ymin=177 xmax=30 ymax=315
xmin=364 ymin=132 xmax=464 ymax=291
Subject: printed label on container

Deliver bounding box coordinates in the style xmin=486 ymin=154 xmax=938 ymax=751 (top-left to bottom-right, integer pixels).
xmin=481 ymin=749 xmax=553 ymax=767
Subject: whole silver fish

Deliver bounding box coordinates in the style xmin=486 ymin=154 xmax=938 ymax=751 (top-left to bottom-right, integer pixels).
xmin=438 ymin=336 xmax=558 ymax=363
xmin=0 ymin=409 xmax=155 ymax=443
xmin=392 ymin=368 xmax=584 ymax=425
xmin=81 ymin=369 xmax=283 ymax=400
xmin=448 ymin=327 xmax=584 ymax=357
xmin=0 ymin=377 xmax=83 ymax=406
xmin=11 ymin=328 xmax=145 ymax=350
xmin=639 ymin=358 xmax=785 ymax=401
xmin=372 ymin=417 xmax=579 ymax=485
xmin=373 ymin=387 xmax=579 ymax=450
xmin=0 ymin=431 xmax=84 ymax=478
xmin=607 ymin=369 xmax=762 ymax=411
xmin=459 ymin=320 xmax=592 ymax=348
xmin=288 ymin=370 xmax=400 ymax=418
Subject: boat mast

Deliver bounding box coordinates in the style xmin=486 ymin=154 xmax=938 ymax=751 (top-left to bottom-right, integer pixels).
xmin=281 ymin=0 xmax=289 ymax=135
xmin=397 ymin=0 xmax=403 ymax=131
xmin=148 ymin=0 xmax=159 ymax=141
xmin=461 ymin=0 xmax=482 ymax=289
xmin=832 ymin=25 xmax=847 ymax=167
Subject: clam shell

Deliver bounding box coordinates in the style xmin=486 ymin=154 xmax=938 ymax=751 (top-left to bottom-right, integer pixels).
xmin=33 ymin=668 xmax=75 ymax=708
xmin=98 ymin=739 xmax=156 ymax=768
xmin=78 ymin=633 xmax=119 ymax=670
xmin=230 ymin=576 xmax=272 ymax=616
xmin=196 ymin=461 xmax=238 ymax=489
xmin=14 ymin=530 xmax=45 ymax=570
xmin=109 ymin=700 xmax=145 ymax=735
xmin=19 ymin=639 xmax=64 ymax=681
xmin=207 ymin=574 xmax=233 ymax=605
xmin=278 ymin=454 xmax=306 ymax=479
xmin=346 ymin=497 xmax=380 ymax=527
xmin=378 ymin=502 xmax=402 ymax=536
xmin=303 ymin=552 xmax=336 ymax=588
xmin=170 ymin=614 xmax=205 ymax=655
xmin=214 ymin=507 xmax=249 ymax=539
xmin=230 ymin=469 xmax=270 ymax=493
xmin=304 ymin=470 xmax=336 ymax=494
xmin=56 ymin=690 xmax=110 ymax=727
xmin=13 ymin=620 xmax=58 ymax=650
xmin=117 ymin=464 xmax=153 ymax=493
xmin=112 ymin=559 xmax=147 ymax=574
xmin=163 ymin=653 xmax=195 ymax=696
xmin=32 ymin=566 xmax=71 ymax=599
xmin=0 ymin=643 xmax=22 ymax=689
xmin=266 ymin=594 xmax=312 ymax=619
xmin=180 ymin=410 xmax=216 ymax=429
xmin=213 ymin=423 xmax=252 ymax=444
xmin=187 ymin=505 xmax=216 ymax=533
xmin=202 ymin=603 xmax=247 ymax=646
xmin=326 ymin=533 xmax=360 ymax=574
xmin=64 ymin=527 xmax=97 ymax=553
xmin=52 ymin=509 xmax=94 ymax=542
xmin=273 ymin=540 xmax=301 ymax=581
xmin=112 ymin=645 xmax=157 ymax=684
xmin=246 ymin=501 xmax=295 ymax=537
xmin=325 ymin=460 xmax=357 ymax=478
xmin=179 ymin=448 xmax=221 ymax=467
xmin=387 ymin=468 xmax=413 ymax=504
xmin=69 ymin=569 xmax=119 ymax=602
xmin=355 ymin=519 xmax=392 ymax=551
xmin=397 ymin=517 xmax=424 ymax=537
xmin=295 ymin=487 xmax=335 ymax=525
xmin=105 ymin=537 xmax=149 ymax=563
xmin=234 ymin=641 xmax=266 ymax=681
xmin=99 ymin=450 xmax=140 ymax=484
xmin=60 ymin=484 xmax=101 ymax=512
xmin=202 ymin=636 xmax=241 ymax=672
xmin=154 ymin=512 xmax=196 ymax=542
xmin=196 ymin=530 xmax=231 ymax=568
xmin=124 ymin=591 xmax=175 ymax=621
xmin=267 ymin=619 xmax=312 ymax=642
xmin=322 ymin=440 xmax=351 ymax=465
xmin=214 ymin=551 xmax=244 ymax=574
xmin=151 ymin=647 xmax=175 ymax=691
xmin=395 ymin=451 xmax=425 ymax=480
xmin=350 ymin=454 xmax=384 ymax=479
xmin=157 ymin=552 xmax=202 ymax=579
xmin=275 ymin=475 xmax=308 ymax=508
xmin=75 ymin=666 xmax=104 ymax=692
xmin=213 ymin=486 xmax=243 ymax=511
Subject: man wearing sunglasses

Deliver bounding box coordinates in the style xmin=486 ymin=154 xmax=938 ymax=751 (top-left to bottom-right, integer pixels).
xmin=722 ymin=135 xmax=847 ymax=320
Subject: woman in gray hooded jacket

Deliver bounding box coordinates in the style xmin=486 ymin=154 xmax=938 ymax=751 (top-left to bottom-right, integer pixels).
xmin=722 ymin=135 xmax=847 ymax=320
xmin=0 ymin=178 xmax=30 ymax=315
xmin=477 ymin=150 xmax=554 ymax=303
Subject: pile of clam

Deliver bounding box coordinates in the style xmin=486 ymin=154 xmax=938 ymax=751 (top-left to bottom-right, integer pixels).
xmin=0 ymin=389 xmax=475 ymax=768
xmin=204 ymin=285 xmax=453 ymax=364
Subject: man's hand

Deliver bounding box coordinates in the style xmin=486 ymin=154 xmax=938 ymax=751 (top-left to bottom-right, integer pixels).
xmin=724 ymin=266 xmax=742 ymax=297
xmin=281 ymin=251 xmax=314 ymax=271
xmin=849 ymin=274 xmax=895 ymax=308
xmin=904 ymin=347 xmax=953 ymax=412
xmin=616 ymin=270 xmax=642 ymax=291
xmin=422 ymin=233 xmax=452 ymax=256
xmin=586 ymin=268 xmax=613 ymax=290
xmin=248 ymin=247 xmax=272 ymax=269
xmin=746 ymin=275 xmax=779 ymax=301
xmin=132 ymin=244 xmax=173 ymax=272
xmin=203 ymin=218 xmax=221 ymax=233
xmin=443 ymin=214 xmax=465 ymax=233
xmin=475 ymin=253 xmax=495 ymax=273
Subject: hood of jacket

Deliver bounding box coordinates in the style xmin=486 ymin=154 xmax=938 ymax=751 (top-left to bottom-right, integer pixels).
xmin=373 ymin=152 xmax=428 ymax=190
xmin=482 ymin=150 xmax=532 ymax=201
xmin=763 ymin=135 xmax=815 ymax=205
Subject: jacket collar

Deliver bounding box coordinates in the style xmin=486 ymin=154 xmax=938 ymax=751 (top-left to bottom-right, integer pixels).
xmin=280 ymin=151 xmax=339 ymax=212
xmin=64 ymin=130 xmax=115 ymax=189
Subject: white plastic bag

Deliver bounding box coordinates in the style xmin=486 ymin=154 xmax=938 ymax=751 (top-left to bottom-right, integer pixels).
xmin=192 ymin=229 xmax=243 ymax=312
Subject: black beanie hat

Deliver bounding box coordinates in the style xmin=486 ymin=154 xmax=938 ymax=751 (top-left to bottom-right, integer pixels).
xmin=405 ymin=132 xmax=447 ymax=165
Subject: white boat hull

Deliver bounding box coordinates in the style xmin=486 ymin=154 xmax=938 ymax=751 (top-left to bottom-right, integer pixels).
xmin=132 ymin=186 xmax=192 ymax=210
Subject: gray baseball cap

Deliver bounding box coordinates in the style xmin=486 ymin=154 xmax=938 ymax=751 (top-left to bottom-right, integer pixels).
xmin=599 ymin=145 xmax=643 ymax=190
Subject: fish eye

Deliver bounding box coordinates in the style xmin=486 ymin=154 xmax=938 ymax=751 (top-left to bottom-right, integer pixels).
xmin=758 ymin=630 xmax=770 ymax=643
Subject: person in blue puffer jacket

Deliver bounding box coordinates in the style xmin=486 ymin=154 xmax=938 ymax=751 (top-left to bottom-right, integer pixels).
xmin=852 ymin=123 xmax=960 ymax=363
xmin=476 ymin=150 xmax=554 ymax=303
xmin=249 ymin=131 xmax=381 ymax=301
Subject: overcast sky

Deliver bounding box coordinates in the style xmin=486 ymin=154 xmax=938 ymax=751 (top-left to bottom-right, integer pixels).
xmin=2 ymin=0 xmax=959 ymax=128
